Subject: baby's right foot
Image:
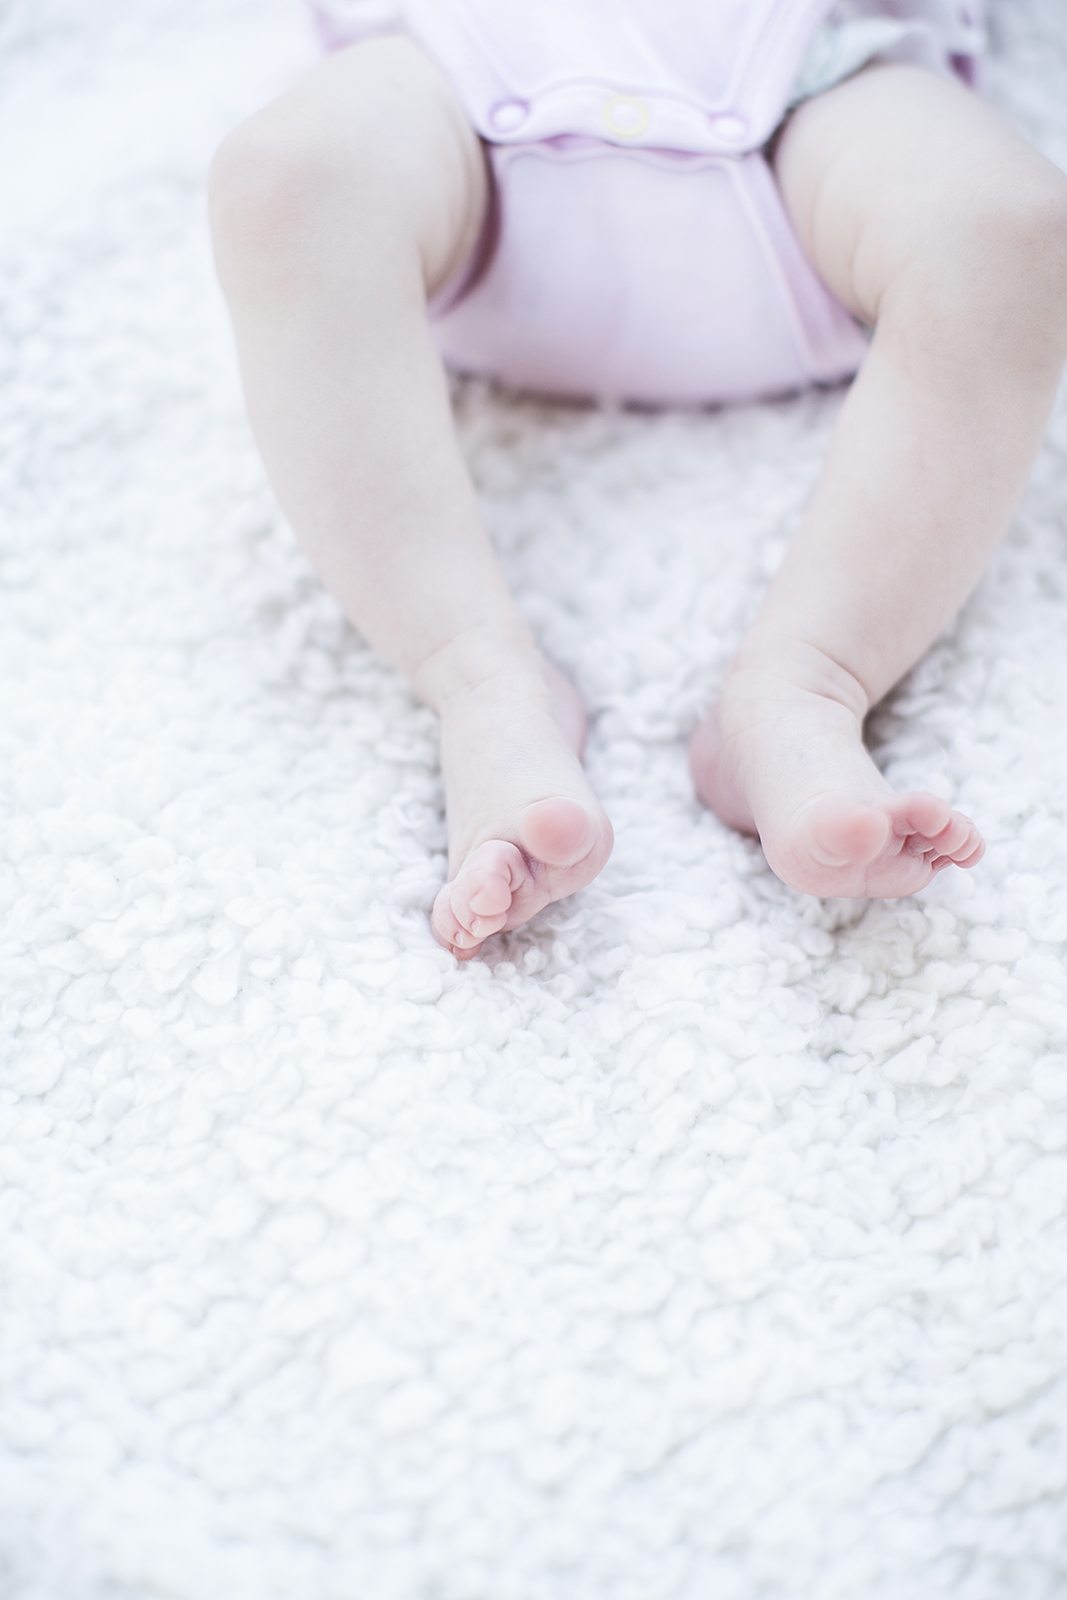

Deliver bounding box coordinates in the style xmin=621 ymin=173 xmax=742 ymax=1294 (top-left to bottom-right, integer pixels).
xmin=689 ymin=640 xmax=985 ymax=899
xmin=423 ymin=643 xmax=613 ymax=960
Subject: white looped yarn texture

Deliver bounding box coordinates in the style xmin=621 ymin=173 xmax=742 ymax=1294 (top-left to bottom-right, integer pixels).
xmin=2 ymin=2 xmax=1067 ymax=1597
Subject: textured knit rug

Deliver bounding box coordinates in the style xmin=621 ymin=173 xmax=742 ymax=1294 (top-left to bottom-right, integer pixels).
xmin=3 ymin=3 xmax=1067 ymax=1597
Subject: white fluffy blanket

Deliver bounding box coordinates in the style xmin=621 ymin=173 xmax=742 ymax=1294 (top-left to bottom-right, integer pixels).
xmin=3 ymin=3 xmax=1067 ymax=1595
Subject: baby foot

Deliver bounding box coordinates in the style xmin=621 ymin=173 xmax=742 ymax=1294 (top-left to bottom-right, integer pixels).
xmin=689 ymin=648 xmax=984 ymax=899
xmin=429 ymin=654 xmax=612 ymax=960
xmin=433 ymin=797 xmax=601 ymax=957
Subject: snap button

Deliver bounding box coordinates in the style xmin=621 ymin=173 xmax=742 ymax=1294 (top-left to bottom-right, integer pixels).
xmin=708 ymin=111 xmax=749 ymax=144
xmin=489 ymin=98 xmax=530 ymax=133
xmin=602 ymin=95 xmax=650 ymax=138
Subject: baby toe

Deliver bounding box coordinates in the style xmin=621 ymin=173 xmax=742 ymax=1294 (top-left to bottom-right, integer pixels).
xmin=518 ymin=798 xmax=595 ymax=868
xmin=805 ymin=797 xmax=889 ymax=868
xmin=933 ymin=812 xmax=985 ymax=868
xmin=431 ymin=882 xmax=480 ymax=956
xmin=927 ymin=810 xmax=969 ymax=855
xmin=432 ymin=841 xmax=531 ymax=961
xmin=896 ymin=792 xmax=952 ymax=840
xmin=460 ymin=841 xmax=528 ymax=919
xmin=955 ymin=831 xmax=986 ymax=869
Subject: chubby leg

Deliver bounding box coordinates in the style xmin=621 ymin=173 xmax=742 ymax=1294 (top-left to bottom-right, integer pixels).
xmin=209 ymin=38 xmax=611 ymax=957
xmin=691 ymin=64 xmax=1067 ymax=896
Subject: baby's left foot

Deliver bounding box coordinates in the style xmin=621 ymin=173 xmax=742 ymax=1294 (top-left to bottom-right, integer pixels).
xmin=689 ymin=644 xmax=985 ymax=898
xmin=426 ymin=648 xmax=613 ymax=961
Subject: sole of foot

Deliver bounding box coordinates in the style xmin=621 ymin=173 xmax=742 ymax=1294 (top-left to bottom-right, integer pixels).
xmin=430 ymin=661 xmax=613 ymax=960
xmin=689 ymin=672 xmax=985 ymax=899
xmin=433 ymin=796 xmax=611 ymax=960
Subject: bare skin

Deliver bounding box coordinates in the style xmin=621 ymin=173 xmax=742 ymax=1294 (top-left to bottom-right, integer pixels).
xmin=210 ymin=40 xmax=611 ymax=959
xmin=209 ymin=42 xmax=1067 ymax=954
xmin=690 ymin=64 xmax=1067 ymax=896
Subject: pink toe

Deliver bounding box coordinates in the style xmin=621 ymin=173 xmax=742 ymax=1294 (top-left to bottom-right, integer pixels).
xmin=519 ymin=798 xmax=594 ymax=867
xmin=462 ymin=842 xmax=527 ymax=918
xmin=807 ymin=798 xmax=890 ymax=868
xmin=896 ymin=792 xmax=952 ymax=839
xmin=956 ymin=834 xmax=986 ymax=869
xmin=930 ymin=812 xmax=971 ymax=857
xmin=917 ymin=808 xmax=985 ymax=871
xmin=938 ymin=815 xmax=985 ymax=870
xmin=432 ymin=885 xmax=459 ymax=938
xmin=432 ymin=841 xmax=529 ymax=960
xmin=467 ymin=874 xmax=514 ymax=917
xmin=431 ymin=913 xmax=484 ymax=962
xmin=432 ymin=918 xmax=477 ymax=960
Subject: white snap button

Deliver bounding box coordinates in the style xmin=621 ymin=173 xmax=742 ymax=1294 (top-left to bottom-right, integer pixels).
xmin=708 ymin=112 xmax=749 ymax=143
xmin=489 ymin=99 xmax=530 ymax=133
xmin=602 ymin=95 xmax=650 ymax=138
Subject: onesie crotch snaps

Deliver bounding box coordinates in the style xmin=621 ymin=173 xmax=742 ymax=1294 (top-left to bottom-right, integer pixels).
xmin=707 ymin=111 xmax=750 ymax=147
xmin=489 ymin=98 xmax=530 ymax=134
xmin=602 ymin=95 xmax=651 ymax=139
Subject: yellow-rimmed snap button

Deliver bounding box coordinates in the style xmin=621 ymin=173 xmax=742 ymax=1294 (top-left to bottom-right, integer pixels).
xmin=602 ymin=95 xmax=650 ymax=138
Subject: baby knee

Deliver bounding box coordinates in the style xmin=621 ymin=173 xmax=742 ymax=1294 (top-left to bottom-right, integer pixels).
xmin=999 ymin=168 xmax=1067 ymax=306
xmin=894 ymin=159 xmax=1067 ymax=369
xmin=209 ymin=111 xmax=349 ymax=266
xmin=971 ymin=166 xmax=1067 ymax=365
xmin=208 ymin=40 xmax=484 ymax=299
xmin=958 ymin=159 xmax=1067 ymax=296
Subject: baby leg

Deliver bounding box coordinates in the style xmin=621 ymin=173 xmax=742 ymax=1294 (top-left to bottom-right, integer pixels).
xmin=691 ymin=64 xmax=1067 ymax=897
xmin=209 ymin=38 xmax=612 ymax=957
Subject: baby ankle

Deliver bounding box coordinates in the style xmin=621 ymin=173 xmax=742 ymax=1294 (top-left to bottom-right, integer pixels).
xmin=412 ymin=621 xmax=543 ymax=710
xmin=727 ymin=634 xmax=871 ymax=722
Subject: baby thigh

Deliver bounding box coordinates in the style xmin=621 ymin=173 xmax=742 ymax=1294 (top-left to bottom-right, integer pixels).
xmin=762 ymin=64 xmax=1067 ymax=705
xmin=689 ymin=66 xmax=1067 ymax=897
xmin=209 ymin=38 xmax=613 ymax=961
xmin=208 ymin=37 xmax=499 ymax=679
xmin=210 ymin=34 xmax=487 ymax=330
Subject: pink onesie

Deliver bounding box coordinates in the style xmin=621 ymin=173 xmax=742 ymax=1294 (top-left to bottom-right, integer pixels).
xmin=314 ymin=0 xmax=985 ymax=407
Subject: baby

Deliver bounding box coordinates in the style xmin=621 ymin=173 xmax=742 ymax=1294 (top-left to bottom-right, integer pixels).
xmin=209 ymin=1 xmax=1067 ymax=959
